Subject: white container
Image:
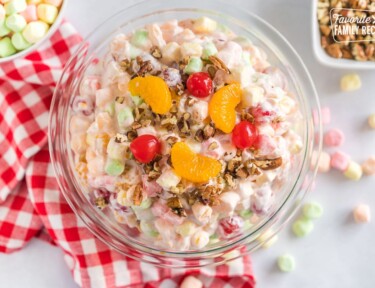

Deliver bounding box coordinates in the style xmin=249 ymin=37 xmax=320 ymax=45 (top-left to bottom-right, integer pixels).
xmin=0 ymin=0 xmax=68 ymax=63
xmin=312 ymin=0 xmax=375 ymax=69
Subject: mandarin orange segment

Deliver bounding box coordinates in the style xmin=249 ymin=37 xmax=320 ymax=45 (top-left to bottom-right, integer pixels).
xmin=208 ymin=83 xmax=242 ymax=133
xmin=171 ymin=142 xmax=222 ymax=183
xmin=128 ymin=75 xmax=172 ymax=114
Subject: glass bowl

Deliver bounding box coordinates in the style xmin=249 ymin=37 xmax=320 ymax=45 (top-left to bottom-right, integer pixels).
xmin=49 ymin=0 xmax=321 ymax=268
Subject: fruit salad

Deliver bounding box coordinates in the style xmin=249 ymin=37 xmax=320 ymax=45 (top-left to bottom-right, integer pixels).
xmin=69 ymin=17 xmax=303 ymax=251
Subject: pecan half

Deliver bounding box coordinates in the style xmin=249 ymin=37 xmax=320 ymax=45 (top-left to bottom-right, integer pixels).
xmin=252 ymin=157 xmax=283 ymax=170
xmin=167 ymin=196 xmax=186 ymax=217
xmin=208 ymin=55 xmax=231 ymax=74
xmin=132 ymin=184 xmax=143 ymax=206
xmin=150 ymin=46 xmax=162 ymax=59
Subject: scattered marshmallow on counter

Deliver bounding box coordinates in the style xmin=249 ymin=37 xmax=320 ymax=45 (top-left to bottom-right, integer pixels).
xmin=368 ymin=114 xmax=375 ymax=129
xmin=312 ymin=150 xmax=331 ymax=173
xmin=302 ymin=202 xmax=323 ymax=220
xmin=362 ymin=156 xmax=375 ymax=176
xmin=257 ymin=229 xmax=278 ymax=249
xmin=330 ymin=151 xmax=350 ymax=172
xmin=313 ymin=106 xmax=331 ymax=126
xmin=277 ymin=254 xmax=296 ymax=272
xmin=340 ymin=73 xmax=362 ymax=92
xmin=343 ymin=161 xmax=363 ymax=181
xmin=324 ymin=128 xmax=344 ymax=147
xmin=180 ymin=276 xmax=203 ymax=288
xmin=0 ymin=0 xmax=62 ymax=58
xmin=292 ymin=217 xmax=314 ymax=237
xmin=353 ymin=204 xmax=371 ymax=224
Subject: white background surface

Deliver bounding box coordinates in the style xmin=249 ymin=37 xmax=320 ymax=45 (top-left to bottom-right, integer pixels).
xmin=1 ymin=0 xmax=375 ymax=287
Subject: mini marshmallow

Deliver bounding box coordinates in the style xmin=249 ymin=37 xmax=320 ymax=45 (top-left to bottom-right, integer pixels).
xmin=180 ymin=276 xmax=203 ymax=288
xmin=257 ymin=230 xmax=278 ymax=249
xmin=5 ymin=13 xmax=26 ymax=32
xmin=0 ymin=18 xmax=10 ymax=36
xmin=302 ymin=202 xmax=323 ymax=220
xmin=11 ymin=32 xmax=31 ymax=50
xmin=330 ymin=151 xmax=350 ymax=171
xmin=311 ymin=150 xmax=330 ymax=173
xmin=368 ymin=114 xmax=375 ymax=129
xmin=192 ymin=202 xmax=212 ymax=224
xmin=43 ymin=0 xmax=62 ymax=7
xmin=180 ymin=42 xmax=202 ymax=58
xmin=313 ymin=106 xmax=331 ymax=126
xmin=353 ymin=204 xmax=371 ymax=223
xmin=344 ymin=161 xmax=363 ymax=181
xmin=193 ymin=16 xmax=217 ymax=33
xmin=217 ymin=192 xmax=240 ymax=214
xmin=37 ymin=3 xmax=58 ymax=24
xmin=292 ymin=218 xmax=314 ymax=237
xmin=22 ymin=20 xmax=48 ymax=43
xmin=161 ymin=41 xmax=181 ymax=64
xmin=20 ymin=4 xmax=37 ymax=22
xmin=324 ymin=128 xmax=344 ymax=147
xmin=190 ymin=230 xmax=210 ymax=249
xmin=277 ymin=254 xmax=296 ymax=272
xmin=4 ymin=0 xmax=26 ymax=15
xmin=341 ymin=73 xmax=361 ymax=91
xmin=0 ymin=36 xmax=16 ymax=57
xmin=0 ymin=4 xmax=5 ymax=20
xmin=242 ymin=86 xmax=265 ymax=107
xmin=362 ymin=156 xmax=375 ymax=175
xmin=27 ymin=0 xmax=41 ymax=4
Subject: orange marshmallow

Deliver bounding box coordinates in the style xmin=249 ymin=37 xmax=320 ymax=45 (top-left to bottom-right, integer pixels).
xmin=37 ymin=3 xmax=58 ymax=24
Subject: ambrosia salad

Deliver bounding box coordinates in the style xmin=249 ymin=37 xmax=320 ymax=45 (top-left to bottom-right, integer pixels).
xmin=69 ymin=17 xmax=303 ymax=250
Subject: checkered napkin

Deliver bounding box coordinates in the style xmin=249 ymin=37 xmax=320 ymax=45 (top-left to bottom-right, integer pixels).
xmin=0 ymin=21 xmax=255 ymax=288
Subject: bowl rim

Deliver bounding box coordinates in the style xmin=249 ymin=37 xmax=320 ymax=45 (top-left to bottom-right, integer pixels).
xmin=311 ymin=0 xmax=375 ymax=69
xmin=49 ymin=0 xmax=322 ymax=267
xmin=0 ymin=0 xmax=68 ymax=63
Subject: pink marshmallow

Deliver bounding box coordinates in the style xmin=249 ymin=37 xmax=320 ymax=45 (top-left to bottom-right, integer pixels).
xmin=180 ymin=276 xmax=203 ymax=288
xmin=313 ymin=106 xmax=331 ymax=126
xmin=311 ymin=150 xmax=330 ymax=173
xmin=330 ymin=151 xmax=350 ymax=171
xmin=20 ymin=5 xmax=38 ymax=22
xmin=43 ymin=0 xmax=63 ymax=7
xmin=353 ymin=204 xmax=371 ymax=223
xmin=324 ymin=128 xmax=345 ymax=147
xmin=362 ymin=156 xmax=375 ymax=175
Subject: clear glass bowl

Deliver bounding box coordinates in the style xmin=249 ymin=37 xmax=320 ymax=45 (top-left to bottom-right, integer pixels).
xmin=49 ymin=0 xmax=321 ymax=268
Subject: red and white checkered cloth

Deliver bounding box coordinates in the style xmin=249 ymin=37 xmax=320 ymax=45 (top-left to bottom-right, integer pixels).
xmin=0 ymin=21 xmax=255 ymax=288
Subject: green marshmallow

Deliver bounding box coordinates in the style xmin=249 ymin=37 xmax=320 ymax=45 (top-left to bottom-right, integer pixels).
xmin=105 ymin=158 xmax=125 ymax=176
xmin=131 ymin=95 xmax=143 ymax=106
xmin=239 ymin=209 xmax=253 ymax=218
xmin=277 ymin=254 xmax=296 ymax=272
xmin=5 ymin=0 xmax=27 ymax=15
xmin=0 ymin=19 xmax=11 ymax=37
xmin=302 ymin=202 xmax=323 ymax=220
xmin=6 ymin=13 xmax=26 ymax=32
xmin=202 ymin=42 xmax=218 ymax=60
xmin=140 ymin=220 xmax=159 ymax=237
xmin=0 ymin=37 xmax=16 ymax=57
xmin=292 ymin=217 xmax=314 ymax=237
xmin=184 ymin=56 xmax=203 ymax=74
xmin=116 ymin=107 xmax=134 ymax=128
xmin=131 ymin=30 xmax=149 ymax=48
xmin=139 ymin=197 xmax=152 ymax=209
xmin=129 ymin=44 xmax=142 ymax=59
xmin=11 ymin=32 xmax=31 ymax=50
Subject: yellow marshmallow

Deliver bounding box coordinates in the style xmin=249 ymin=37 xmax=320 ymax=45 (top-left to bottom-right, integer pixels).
xmin=37 ymin=3 xmax=57 ymax=24
xmin=344 ymin=161 xmax=363 ymax=181
xmin=22 ymin=20 xmax=48 ymax=43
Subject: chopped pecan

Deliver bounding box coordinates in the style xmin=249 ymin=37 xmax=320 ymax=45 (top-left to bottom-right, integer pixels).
xmin=148 ymin=170 xmax=161 ymax=181
xmin=208 ymin=141 xmax=219 ymax=150
xmin=319 ymin=25 xmax=331 ymax=37
xmin=252 ymin=156 xmax=283 ymax=170
xmin=227 ymin=156 xmax=242 ymax=172
xmin=207 ymin=65 xmax=217 ymax=78
xmin=167 ymin=196 xmax=186 ymax=217
xmin=177 ymin=117 xmax=190 ymax=136
xmin=224 ymin=173 xmax=236 ymax=188
xmin=326 ymin=44 xmax=343 ymax=58
xmin=115 ymin=96 xmax=125 ymax=104
xmin=131 ymin=122 xmax=142 ymax=130
xmin=194 ymin=129 xmax=205 ymax=142
xmin=176 ymin=83 xmax=185 ymax=96
xmin=160 ymin=115 xmax=178 ymax=130
xmin=126 ymin=130 xmax=137 ymax=141
xmin=119 ymin=58 xmax=131 ymax=71
xmin=236 ymin=166 xmax=249 ymax=179
xmin=203 ymin=123 xmax=216 ymax=139
xmin=352 ymin=44 xmax=367 ymax=61
xmin=94 ymin=197 xmax=108 ymax=209
xmin=132 ymin=184 xmax=143 ymax=206
xmin=114 ymin=133 xmax=127 ymax=143
xmin=150 ymin=46 xmax=162 ymax=59
xmin=166 ymin=136 xmax=179 ymax=145
xmin=208 ymin=55 xmax=231 ymax=74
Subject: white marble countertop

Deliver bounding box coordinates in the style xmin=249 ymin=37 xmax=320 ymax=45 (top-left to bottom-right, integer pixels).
xmin=1 ymin=0 xmax=375 ymax=287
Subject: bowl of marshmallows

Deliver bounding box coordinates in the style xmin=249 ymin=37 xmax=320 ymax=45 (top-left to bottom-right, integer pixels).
xmin=0 ymin=0 xmax=66 ymax=62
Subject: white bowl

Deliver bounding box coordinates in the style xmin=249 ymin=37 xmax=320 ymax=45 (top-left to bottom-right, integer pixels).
xmin=312 ymin=0 xmax=375 ymax=69
xmin=0 ymin=0 xmax=67 ymax=63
